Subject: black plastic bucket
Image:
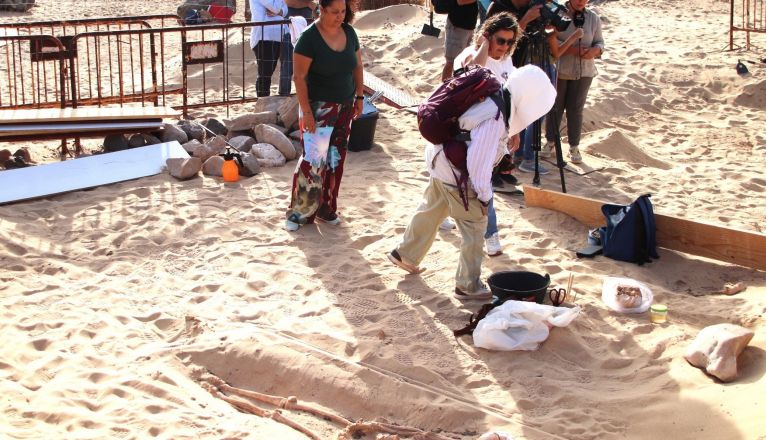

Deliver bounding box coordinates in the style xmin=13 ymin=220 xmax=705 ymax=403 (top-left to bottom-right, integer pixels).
xmin=487 ymin=271 xmax=551 ymax=305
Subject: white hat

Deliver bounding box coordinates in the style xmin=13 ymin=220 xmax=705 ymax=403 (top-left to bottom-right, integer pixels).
xmin=504 ymin=65 xmax=557 ymax=137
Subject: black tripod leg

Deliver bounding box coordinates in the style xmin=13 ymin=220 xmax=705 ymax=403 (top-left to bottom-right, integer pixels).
xmin=553 ymin=130 xmax=567 ymax=193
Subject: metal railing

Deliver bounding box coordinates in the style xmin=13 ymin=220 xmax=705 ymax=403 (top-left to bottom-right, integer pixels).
xmin=730 ymin=0 xmax=766 ymax=50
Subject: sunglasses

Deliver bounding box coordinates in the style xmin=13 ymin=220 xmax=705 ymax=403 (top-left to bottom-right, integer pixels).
xmin=493 ymin=35 xmax=515 ymax=47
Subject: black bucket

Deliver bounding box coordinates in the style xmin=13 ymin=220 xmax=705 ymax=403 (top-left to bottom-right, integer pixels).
xmin=487 ymin=271 xmax=551 ymax=305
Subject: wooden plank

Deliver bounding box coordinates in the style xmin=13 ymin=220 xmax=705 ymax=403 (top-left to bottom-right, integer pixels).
xmin=0 ymin=106 xmax=180 ymax=124
xmin=523 ymin=185 xmax=766 ymax=271
xmin=0 ymin=141 xmax=189 ymax=204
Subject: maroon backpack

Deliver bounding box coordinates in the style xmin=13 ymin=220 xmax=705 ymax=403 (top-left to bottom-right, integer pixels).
xmin=417 ymin=65 xmax=508 ymax=209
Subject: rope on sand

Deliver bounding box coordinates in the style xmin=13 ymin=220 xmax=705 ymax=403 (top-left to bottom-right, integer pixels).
xmin=200 ymin=373 xmax=455 ymax=440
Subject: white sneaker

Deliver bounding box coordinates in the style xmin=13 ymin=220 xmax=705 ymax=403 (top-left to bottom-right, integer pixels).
xmin=570 ymin=146 xmax=583 ymax=164
xmin=540 ymin=141 xmax=554 ymax=158
xmin=285 ymin=219 xmax=300 ymax=232
xmin=485 ymin=232 xmax=503 ymax=257
xmin=439 ymin=218 xmax=456 ymax=231
xmin=454 ymin=282 xmax=493 ymax=300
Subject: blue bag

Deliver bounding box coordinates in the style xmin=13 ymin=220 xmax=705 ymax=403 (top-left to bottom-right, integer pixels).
xmin=598 ymin=194 xmax=659 ymax=265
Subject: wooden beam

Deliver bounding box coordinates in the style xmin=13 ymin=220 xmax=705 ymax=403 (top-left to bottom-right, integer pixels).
xmin=523 ymin=185 xmax=766 ymax=271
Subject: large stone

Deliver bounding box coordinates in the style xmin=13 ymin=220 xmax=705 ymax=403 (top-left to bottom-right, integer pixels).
xmin=0 ymin=149 xmax=11 ymax=164
xmin=239 ymin=152 xmax=261 ymax=177
xmin=291 ymin=139 xmax=303 ymax=159
xmin=202 ymin=155 xmax=225 ymax=176
xmin=205 ymin=135 xmax=228 ymax=155
xmin=253 ymin=95 xmax=288 ymax=113
xmin=166 ymin=157 xmax=202 ymax=180
xmin=158 ymin=123 xmax=189 ymax=144
xmin=229 ymin=136 xmax=256 ymax=153
xmin=251 ymin=143 xmax=286 ymax=168
xmin=288 ymin=129 xmax=302 ymax=141
xmin=685 ymin=323 xmax=755 ymax=382
xmin=229 ymin=111 xmax=278 ymax=131
xmin=277 ymin=95 xmax=299 ymax=130
xmin=254 ymin=124 xmax=296 ymax=160
xmin=142 ymin=133 xmax=162 ymax=145
xmin=128 ymin=133 xmax=147 ymax=148
xmin=203 ymin=118 xmax=228 ymax=136
xmin=227 ymin=128 xmax=255 ymax=139
xmin=13 ymin=148 xmax=33 ymax=164
xmin=104 ymin=134 xmax=129 ymax=152
xmin=265 ymin=123 xmax=289 ymax=134
xmin=182 ymin=139 xmax=205 ymax=156
xmin=178 ymin=121 xmax=205 ymax=142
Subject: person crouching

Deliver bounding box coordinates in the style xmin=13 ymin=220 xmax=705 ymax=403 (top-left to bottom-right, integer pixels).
xmin=387 ymin=65 xmax=556 ymax=300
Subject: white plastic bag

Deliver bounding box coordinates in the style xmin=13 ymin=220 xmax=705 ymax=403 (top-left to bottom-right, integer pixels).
xmin=472 ymin=301 xmax=581 ymax=351
xmin=601 ymin=276 xmax=653 ymax=313
xmin=301 ymin=126 xmax=334 ymax=168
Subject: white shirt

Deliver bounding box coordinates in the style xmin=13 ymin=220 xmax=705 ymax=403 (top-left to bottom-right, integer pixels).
xmin=453 ymin=46 xmax=516 ymax=82
xmin=426 ymin=99 xmax=507 ymax=203
xmin=249 ymin=0 xmax=288 ymax=47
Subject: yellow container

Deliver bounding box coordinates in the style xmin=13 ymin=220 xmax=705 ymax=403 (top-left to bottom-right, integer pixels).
xmin=650 ymin=304 xmax=668 ymax=324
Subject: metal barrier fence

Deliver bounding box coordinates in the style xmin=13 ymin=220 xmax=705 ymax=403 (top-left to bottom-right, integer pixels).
xmin=0 ymin=34 xmax=68 ymax=108
xmin=0 ymin=18 xmax=290 ymax=117
xmin=67 ymin=20 xmax=289 ymax=117
xmin=730 ymin=0 xmax=766 ymax=50
xmin=0 ymin=15 xmax=179 ymax=109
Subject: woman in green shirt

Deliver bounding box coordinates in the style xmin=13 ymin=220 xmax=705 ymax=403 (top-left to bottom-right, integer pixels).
xmin=285 ymin=0 xmax=364 ymax=232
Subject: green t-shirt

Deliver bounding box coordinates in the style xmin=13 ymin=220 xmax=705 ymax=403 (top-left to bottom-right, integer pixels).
xmin=294 ymin=23 xmax=360 ymax=103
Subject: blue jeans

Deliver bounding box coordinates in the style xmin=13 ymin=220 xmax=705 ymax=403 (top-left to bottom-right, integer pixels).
xmin=485 ymin=196 xmax=497 ymax=239
xmin=279 ymin=33 xmax=293 ymax=96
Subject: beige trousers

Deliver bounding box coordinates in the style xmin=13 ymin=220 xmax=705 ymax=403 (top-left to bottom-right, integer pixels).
xmin=396 ymin=178 xmax=487 ymax=292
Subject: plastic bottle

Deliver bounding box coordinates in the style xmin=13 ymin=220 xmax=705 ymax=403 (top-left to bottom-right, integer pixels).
xmin=219 ymin=146 xmax=244 ymax=182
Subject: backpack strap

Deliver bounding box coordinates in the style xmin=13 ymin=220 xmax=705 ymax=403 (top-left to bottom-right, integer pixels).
xmin=488 ymin=89 xmax=511 ymax=127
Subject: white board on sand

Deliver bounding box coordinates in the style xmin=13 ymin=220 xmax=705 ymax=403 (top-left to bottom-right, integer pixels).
xmin=0 ymin=141 xmax=189 ymax=204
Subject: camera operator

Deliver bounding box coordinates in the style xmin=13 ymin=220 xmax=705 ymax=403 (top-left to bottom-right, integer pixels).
xmin=487 ymin=0 xmax=565 ymax=174
xmin=542 ymin=0 xmax=604 ymax=164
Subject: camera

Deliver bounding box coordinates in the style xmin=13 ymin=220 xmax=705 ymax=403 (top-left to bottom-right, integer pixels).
xmin=529 ymin=0 xmax=572 ymax=32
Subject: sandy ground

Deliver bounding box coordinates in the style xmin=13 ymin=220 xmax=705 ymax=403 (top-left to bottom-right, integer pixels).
xmin=1 ymin=0 xmax=766 ymax=439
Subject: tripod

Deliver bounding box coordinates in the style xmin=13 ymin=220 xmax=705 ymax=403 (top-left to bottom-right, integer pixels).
xmin=518 ymin=27 xmax=567 ymax=193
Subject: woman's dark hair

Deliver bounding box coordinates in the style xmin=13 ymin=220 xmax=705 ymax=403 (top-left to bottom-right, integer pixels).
xmin=478 ymin=11 xmax=521 ymax=55
xmin=319 ymin=0 xmax=357 ymax=24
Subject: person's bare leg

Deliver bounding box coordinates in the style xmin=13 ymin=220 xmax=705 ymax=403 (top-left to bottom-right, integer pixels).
xmin=441 ymin=60 xmax=454 ymax=83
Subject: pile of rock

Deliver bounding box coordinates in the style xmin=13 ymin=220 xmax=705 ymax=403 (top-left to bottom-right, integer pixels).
xmin=102 ymin=95 xmax=301 ymax=181
xmin=0 ymin=148 xmax=34 ymax=170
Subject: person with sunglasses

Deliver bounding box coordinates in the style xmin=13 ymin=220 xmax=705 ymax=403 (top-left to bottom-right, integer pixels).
xmin=449 ymin=12 xmax=521 ymax=257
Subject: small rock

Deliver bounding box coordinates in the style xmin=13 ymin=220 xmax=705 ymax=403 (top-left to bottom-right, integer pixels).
xmin=685 ymin=323 xmax=754 ymax=382
xmin=158 ymin=123 xmax=189 ymax=144
xmin=104 ymin=134 xmax=129 ymax=152
xmin=288 ymin=129 xmax=302 ymax=141
xmin=277 ymin=95 xmax=300 ymax=130
xmin=142 ymin=133 xmax=162 ymax=145
xmin=478 ymin=432 xmax=515 ymax=440
xmin=251 ymin=143 xmax=286 ymax=167
xmin=128 ymin=133 xmax=147 ymax=148
xmin=229 ymin=111 xmax=278 ymax=131
xmin=240 ymin=152 xmax=261 ymax=176
xmin=203 ymin=118 xmax=228 ymax=136
xmin=227 ymin=129 xmax=255 ymax=139
xmin=229 ymin=136 xmax=256 ymax=153
xmin=254 ymin=124 xmax=296 ymax=160
xmin=166 ymin=157 xmax=202 ymax=180
xmin=202 ymin=155 xmax=225 ymax=176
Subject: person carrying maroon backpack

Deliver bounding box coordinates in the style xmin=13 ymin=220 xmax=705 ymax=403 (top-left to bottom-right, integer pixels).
xmin=387 ymin=65 xmax=556 ymax=300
